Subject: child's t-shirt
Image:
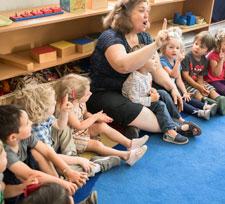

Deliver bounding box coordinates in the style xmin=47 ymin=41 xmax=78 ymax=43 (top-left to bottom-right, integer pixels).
xmin=181 ymin=52 xmax=208 ymax=81
xmin=4 ymin=135 xmax=38 ymax=168
xmin=205 ymin=50 xmax=225 ymax=82
xmin=32 ymin=115 xmax=56 ymax=146
xmin=122 ymin=71 xmax=152 ymax=107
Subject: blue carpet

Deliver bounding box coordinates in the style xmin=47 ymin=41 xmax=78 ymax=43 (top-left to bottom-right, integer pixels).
xmin=88 ymin=115 xmax=225 ymax=204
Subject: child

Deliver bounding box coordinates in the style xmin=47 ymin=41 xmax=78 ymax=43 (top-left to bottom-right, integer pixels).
xmin=56 ymin=74 xmax=148 ymax=166
xmin=20 ymin=183 xmax=74 ymax=204
xmin=181 ymin=31 xmax=225 ymax=115
xmin=14 ymin=85 xmax=121 ymax=177
xmin=122 ymin=44 xmax=201 ymax=145
xmin=160 ymin=27 xmax=217 ymax=120
xmin=20 ymin=182 xmax=97 ymax=204
xmin=0 ymin=140 xmax=40 ymax=204
xmin=0 ymin=105 xmax=85 ymax=203
xmin=205 ymin=29 xmax=225 ymax=96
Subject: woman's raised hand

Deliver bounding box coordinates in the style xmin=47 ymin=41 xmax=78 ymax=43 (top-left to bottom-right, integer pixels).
xmin=155 ymin=29 xmax=170 ymax=48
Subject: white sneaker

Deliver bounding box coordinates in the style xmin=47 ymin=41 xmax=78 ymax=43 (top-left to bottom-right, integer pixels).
xmin=126 ymin=145 xmax=147 ymax=166
xmin=129 ymin=135 xmax=149 ymax=150
xmin=203 ymin=102 xmax=217 ymax=116
xmin=197 ymin=109 xmax=210 ymax=120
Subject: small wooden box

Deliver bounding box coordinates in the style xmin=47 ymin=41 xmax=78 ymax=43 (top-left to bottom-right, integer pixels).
xmin=71 ymin=38 xmax=95 ymax=53
xmin=31 ymin=46 xmax=57 ymax=63
xmin=60 ymin=0 xmax=86 ymax=13
xmin=50 ymin=41 xmax=75 ymax=57
xmin=86 ymin=0 xmax=108 ymax=9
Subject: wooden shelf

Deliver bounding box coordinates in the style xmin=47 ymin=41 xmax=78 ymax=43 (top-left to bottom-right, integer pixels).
xmin=0 ymin=2 xmax=115 ymax=34
xmin=0 ymin=63 xmax=28 ymax=81
xmin=150 ymin=0 xmax=185 ymax=6
xmin=0 ymin=51 xmax=93 ymax=81
xmin=149 ymin=21 xmax=209 ymax=38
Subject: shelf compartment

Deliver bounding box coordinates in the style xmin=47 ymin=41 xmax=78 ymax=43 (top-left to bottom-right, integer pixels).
xmin=0 ymin=50 xmax=93 ymax=80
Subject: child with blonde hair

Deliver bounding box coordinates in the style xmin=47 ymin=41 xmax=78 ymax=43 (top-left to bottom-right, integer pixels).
xmin=160 ymin=27 xmax=217 ymax=120
xmin=56 ymin=74 xmax=148 ymax=166
xmin=181 ymin=31 xmax=225 ymax=115
xmin=14 ymin=85 xmax=121 ymax=178
xmin=205 ymin=29 xmax=225 ymax=95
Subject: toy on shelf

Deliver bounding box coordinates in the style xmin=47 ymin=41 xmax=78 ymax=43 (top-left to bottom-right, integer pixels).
xmin=9 ymin=7 xmax=64 ymax=22
xmin=60 ymin=0 xmax=86 ymax=13
xmin=173 ymin=12 xmax=196 ymax=26
xmin=71 ymin=38 xmax=95 ymax=53
xmin=31 ymin=46 xmax=57 ymax=64
xmin=50 ymin=41 xmax=75 ymax=58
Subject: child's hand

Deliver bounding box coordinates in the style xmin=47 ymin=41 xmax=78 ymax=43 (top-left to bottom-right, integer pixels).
xmin=219 ymin=49 xmax=225 ymax=61
xmin=177 ymin=52 xmax=185 ymax=62
xmin=182 ymin=92 xmax=191 ymax=102
xmin=66 ymin=169 xmax=88 ymax=188
xmin=61 ymin=94 xmax=73 ymax=112
xmin=95 ymin=111 xmax=113 ymax=123
xmin=162 ymin=18 xmax=167 ymax=30
xmin=199 ymin=85 xmax=210 ymax=96
xmin=150 ymin=91 xmax=160 ymax=102
xmin=155 ymin=30 xmax=170 ymax=48
xmin=23 ymin=176 xmax=39 ymax=187
xmin=60 ymin=179 xmax=78 ymax=195
xmin=151 ymin=88 xmax=157 ymax=94
xmin=78 ymin=157 xmax=96 ymax=174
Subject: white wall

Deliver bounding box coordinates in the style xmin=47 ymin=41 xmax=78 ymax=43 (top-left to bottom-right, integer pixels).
xmin=0 ymin=0 xmax=59 ymax=11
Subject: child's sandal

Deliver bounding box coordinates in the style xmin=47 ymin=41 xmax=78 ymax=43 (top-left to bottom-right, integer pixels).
xmin=176 ymin=121 xmax=201 ymax=137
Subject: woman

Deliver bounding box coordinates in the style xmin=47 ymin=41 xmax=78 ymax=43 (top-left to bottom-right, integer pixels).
xmin=87 ymin=0 xmax=199 ymax=139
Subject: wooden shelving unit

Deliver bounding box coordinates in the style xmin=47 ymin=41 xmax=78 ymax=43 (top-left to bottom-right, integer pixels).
xmin=0 ymin=0 xmax=215 ymax=82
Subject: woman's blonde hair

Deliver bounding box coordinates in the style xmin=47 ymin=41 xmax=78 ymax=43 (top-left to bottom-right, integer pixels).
xmin=103 ymin=0 xmax=148 ymax=34
xmin=13 ymin=84 xmax=55 ymax=123
xmin=56 ymin=74 xmax=90 ymax=102
xmin=0 ymin=139 xmax=3 ymax=154
xmin=215 ymin=29 xmax=225 ymax=52
xmin=160 ymin=27 xmax=184 ymax=54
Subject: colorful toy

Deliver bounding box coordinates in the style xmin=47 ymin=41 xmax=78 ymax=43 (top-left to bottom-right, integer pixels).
xmin=50 ymin=41 xmax=75 ymax=57
xmin=173 ymin=12 xmax=196 ymax=26
xmin=71 ymin=38 xmax=95 ymax=53
xmin=31 ymin=46 xmax=57 ymax=64
xmin=60 ymin=0 xmax=86 ymax=13
xmin=9 ymin=7 xmax=64 ymax=22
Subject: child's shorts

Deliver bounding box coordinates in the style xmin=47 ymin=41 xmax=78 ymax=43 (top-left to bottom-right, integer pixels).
xmin=185 ymin=82 xmax=215 ymax=95
xmin=73 ymin=129 xmax=90 ymax=154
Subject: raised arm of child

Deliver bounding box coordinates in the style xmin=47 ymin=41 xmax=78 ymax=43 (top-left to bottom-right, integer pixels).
xmin=210 ymin=49 xmax=225 ymax=76
xmin=53 ymin=94 xmax=73 ymax=130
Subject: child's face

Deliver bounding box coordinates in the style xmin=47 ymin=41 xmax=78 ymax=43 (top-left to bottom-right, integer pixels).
xmin=17 ymin=110 xmax=33 ymax=140
xmin=79 ymin=86 xmax=92 ymax=103
xmin=164 ymin=38 xmax=181 ymax=60
xmin=0 ymin=148 xmax=7 ymax=173
xmin=192 ymin=39 xmax=208 ymax=57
